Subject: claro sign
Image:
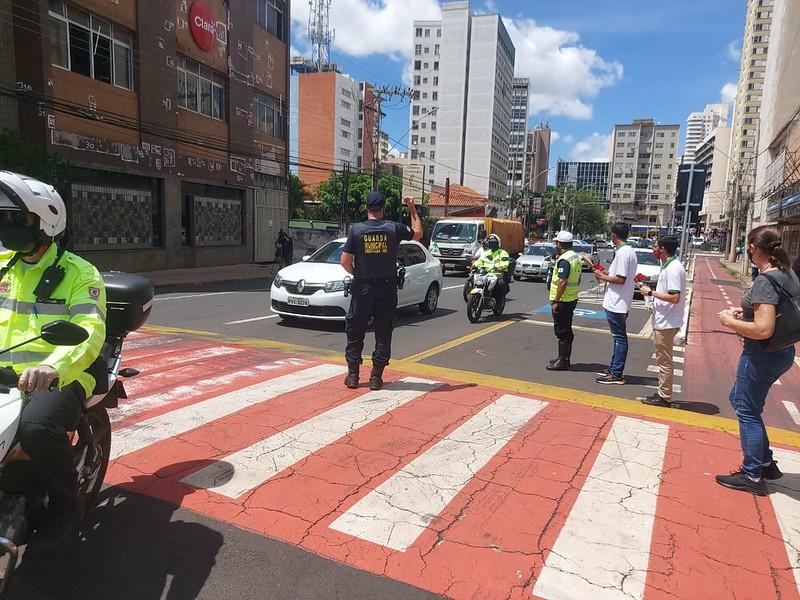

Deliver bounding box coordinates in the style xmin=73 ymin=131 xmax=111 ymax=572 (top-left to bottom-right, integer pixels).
xmin=189 ymin=0 xmax=217 ymax=51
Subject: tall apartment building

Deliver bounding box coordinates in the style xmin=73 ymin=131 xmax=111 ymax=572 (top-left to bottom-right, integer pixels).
xmin=409 ymin=2 xmax=515 ymax=200
xmin=696 ymin=127 xmax=732 ymax=231
xmin=291 ymin=71 xmax=377 ymax=190
xmin=757 ymin=0 xmax=800 ymax=261
xmin=5 ymin=0 xmax=290 ymax=270
xmin=556 ymin=160 xmax=609 ymax=202
xmin=683 ymin=104 xmax=729 ymax=163
xmin=507 ymin=78 xmax=529 ymax=199
xmin=523 ymin=126 xmax=551 ymax=195
xmin=727 ymin=0 xmax=773 ymax=219
xmin=608 ymin=119 xmax=681 ymax=226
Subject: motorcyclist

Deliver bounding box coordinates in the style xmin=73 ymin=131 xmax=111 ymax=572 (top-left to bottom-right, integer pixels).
xmin=0 ymin=171 xmax=106 ymax=553
xmin=472 ymin=234 xmax=510 ymax=299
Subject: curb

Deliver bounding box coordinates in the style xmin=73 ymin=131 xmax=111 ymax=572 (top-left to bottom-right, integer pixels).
xmin=151 ymin=274 xmax=275 ymax=293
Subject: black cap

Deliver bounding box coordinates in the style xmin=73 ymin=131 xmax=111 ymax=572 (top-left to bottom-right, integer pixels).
xmin=365 ymin=191 xmax=385 ymax=208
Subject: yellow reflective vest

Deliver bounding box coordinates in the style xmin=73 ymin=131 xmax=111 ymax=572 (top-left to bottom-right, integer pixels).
xmin=0 ymin=244 xmax=106 ymax=397
xmin=473 ymin=248 xmax=510 ymax=274
xmin=549 ymin=249 xmax=582 ymax=302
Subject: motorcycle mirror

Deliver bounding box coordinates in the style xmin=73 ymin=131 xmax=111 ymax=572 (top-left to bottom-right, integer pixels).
xmin=40 ymin=320 xmax=89 ymax=346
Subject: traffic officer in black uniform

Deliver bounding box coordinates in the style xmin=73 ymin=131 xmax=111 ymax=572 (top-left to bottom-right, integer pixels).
xmin=340 ymin=192 xmax=423 ymax=390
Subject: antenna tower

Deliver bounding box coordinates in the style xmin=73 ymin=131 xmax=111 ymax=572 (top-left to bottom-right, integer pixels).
xmin=308 ymin=0 xmax=334 ymax=71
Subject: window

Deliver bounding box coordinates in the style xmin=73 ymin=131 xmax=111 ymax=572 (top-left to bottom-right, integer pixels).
xmin=414 ymin=60 xmax=421 ymax=70
xmin=252 ymin=92 xmax=284 ymax=138
xmin=422 ymin=77 xmax=428 ymax=84
xmin=657 ymin=132 xmax=665 ymax=138
xmin=629 ymin=132 xmax=636 ymax=136
xmin=412 ymin=105 xmax=420 ymax=116
xmin=341 ymin=99 xmax=352 ymax=110
xmin=430 ymin=151 xmax=435 ymax=159
xmin=422 ymin=92 xmax=427 ymax=99
xmin=433 ymin=61 xmax=439 ymax=70
xmin=437 ymin=28 xmax=441 ymax=37
xmin=411 ymin=150 xmax=418 ymax=159
xmin=48 ymin=1 xmax=133 ymax=89
xmin=420 ymin=137 xmax=426 ymax=144
xmin=411 ymin=135 xmax=418 ymax=145
xmin=424 ymin=47 xmax=429 ymax=54
xmin=414 ymin=76 xmax=420 ymax=85
xmin=178 ymin=56 xmax=226 ymax=119
xmin=257 ymin=0 xmax=286 ymax=41
xmin=415 ymin=44 xmax=422 ymax=55
xmin=432 ymin=91 xmax=438 ymax=101
xmin=429 ymin=165 xmax=434 ymax=174
xmin=419 ymin=151 xmax=425 ymax=158
xmin=420 ymin=122 xmax=426 ymax=129
xmin=650 ymin=194 xmax=659 ymax=200
xmin=617 ymin=142 xmax=625 ymax=148
xmin=434 ymin=44 xmax=440 ymax=55
xmin=341 ymin=129 xmax=350 ymax=139
xmin=424 ymin=28 xmax=430 ymax=37
xmin=340 ymin=148 xmax=351 ymax=157
xmin=422 ymin=107 xmax=427 ymax=114
xmin=340 ymin=118 xmax=351 ymax=127
xmin=415 ymin=27 xmax=422 ymax=37
xmin=431 ymin=121 xmax=436 ymax=130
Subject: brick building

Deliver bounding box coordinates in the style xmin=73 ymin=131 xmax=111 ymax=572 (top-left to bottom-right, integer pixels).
xmin=1 ymin=0 xmax=290 ymax=271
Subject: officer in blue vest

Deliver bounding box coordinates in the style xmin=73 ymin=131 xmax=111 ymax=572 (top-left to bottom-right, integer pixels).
xmin=340 ymin=193 xmax=423 ymax=390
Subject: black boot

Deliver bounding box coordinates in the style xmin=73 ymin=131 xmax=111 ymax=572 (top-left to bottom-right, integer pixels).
xmin=344 ymin=364 xmax=360 ymax=389
xmin=369 ymin=365 xmax=385 ymax=391
xmin=26 ymin=497 xmax=84 ymax=558
xmin=546 ymin=341 xmax=571 ymax=371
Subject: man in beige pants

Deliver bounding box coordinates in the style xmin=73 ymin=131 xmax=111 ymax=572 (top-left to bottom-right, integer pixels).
xmin=638 ymin=236 xmax=686 ymax=407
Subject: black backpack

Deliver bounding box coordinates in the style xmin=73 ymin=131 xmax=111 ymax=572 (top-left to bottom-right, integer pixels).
xmin=761 ymin=272 xmax=800 ymax=352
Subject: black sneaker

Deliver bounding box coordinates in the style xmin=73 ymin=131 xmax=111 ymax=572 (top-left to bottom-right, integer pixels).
xmin=641 ymin=394 xmax=672 ymax=408
xmin=596 ymin=368 xmax=611 ymax=376
xmin=762 ymin=461 xmax=783 ymax=481
xmin=596 ymin=374 xmax=625 ymax=385
xmin=715 ymin=471 xmax=767 ymax=496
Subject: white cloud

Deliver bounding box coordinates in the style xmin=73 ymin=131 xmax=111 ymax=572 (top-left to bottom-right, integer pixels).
xmin=563 ymin=134 xmax=575 ymax=144
xmin=291 ymin=0 xmax=441 ymax=60
xmin=503 ymin=18 xmax=623 ymax=120
xmin=727 ymin=40 xmax=742 ymax=62
xmin=570 ymin=133 xmax=611 ymax=162
xmin=721 ymin=82 xmax=737 ymax=106
xmin=550 ymin=131 xmax=561 ymax=142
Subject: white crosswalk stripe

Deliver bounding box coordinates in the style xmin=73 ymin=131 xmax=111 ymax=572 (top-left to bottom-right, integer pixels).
xmin=648 ymin=364 xmax=683 ymax=377
xmin=111 ymin=364 xmax=347 ymax=460
xmin=782 ymin=401 xmax=800 ymax=426
xmin=329 ymin=394 xmax=547 ymax=551
xmin=769 ymin=448 xmax=800 ymax=596
xmin=533 ymin=416 xmax=669 ymax=600
xmin=182 ymin=377 xmax=441 ymax=498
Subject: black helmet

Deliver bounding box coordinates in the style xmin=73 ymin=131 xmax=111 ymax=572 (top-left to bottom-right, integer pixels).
xmin=484 ymin=234 xmax=500 ymax=251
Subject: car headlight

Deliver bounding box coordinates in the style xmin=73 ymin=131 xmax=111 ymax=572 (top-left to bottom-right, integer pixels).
xmin=431 ymin=246 xmax=440 ymax=255
xmin=273 ymin=275 xmax=283 ymax=288
xmin=325 ymin=280 xmax=346 ymax=293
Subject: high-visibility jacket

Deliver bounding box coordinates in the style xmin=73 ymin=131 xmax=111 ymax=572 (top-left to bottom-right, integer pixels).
xmin=473 ymin=248 xmax=509 ymax=274
xmin=0 ymin=244 xmax=106 ymax=397
xmin=549 ymin=249 xmax=582 ymax=302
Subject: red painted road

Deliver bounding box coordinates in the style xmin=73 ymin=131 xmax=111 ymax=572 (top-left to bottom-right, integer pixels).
xmin=104 ymin=332 xmax=800 ymax=600
xmin=683 ymin=256 xmax=800 ymax=431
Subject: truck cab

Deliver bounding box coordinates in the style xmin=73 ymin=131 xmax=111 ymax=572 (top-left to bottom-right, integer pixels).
xmin=429 ymin=219 xmax=486 ymax=273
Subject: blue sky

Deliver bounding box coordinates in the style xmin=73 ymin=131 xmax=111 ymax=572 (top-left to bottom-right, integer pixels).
xmin=291 ymin=0 xmax=745 ymax=178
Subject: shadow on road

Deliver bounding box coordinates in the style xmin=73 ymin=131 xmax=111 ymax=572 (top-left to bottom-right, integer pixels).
xmin=672 ymin=401 xmax=721 ymax=415
xmin=9 ymin=461 xmax=232 ymax=600
xmin=772 ymin=472 xmax=800 ymax=500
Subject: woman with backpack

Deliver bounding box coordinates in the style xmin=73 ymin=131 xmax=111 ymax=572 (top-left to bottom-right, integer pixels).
xmin=716 ymin=225 xmax=800 ymax=495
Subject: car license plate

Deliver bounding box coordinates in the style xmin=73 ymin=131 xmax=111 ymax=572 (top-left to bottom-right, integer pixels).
xmin=444 ymin=263 xmax=455 ymax=268
xmin=287 ymin=296 xmax=309 ymax=307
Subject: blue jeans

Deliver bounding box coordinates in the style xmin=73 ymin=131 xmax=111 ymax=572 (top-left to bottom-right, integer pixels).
xmin=605 ymin=310 xmax=629 ymax=378
xmin=729 ymin=340 xmax=795 ymax=478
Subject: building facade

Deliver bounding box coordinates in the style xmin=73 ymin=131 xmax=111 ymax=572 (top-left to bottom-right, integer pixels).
xmin=757 ymin=0 xmax=800 ymax=263
xmin=728 ymin=0 xmax=773 ymax=222
xmin=4 ymin=0 xmax=290 ymax=271
xmin=696 ymin=127 xmax=732 ymax=231
xmin=608 ymin=119 xmax=681 ymax=227
xmin=556 ymin=161 xmax=609 ymax=202
xmin=506 ymin=77 xmax=529 ymax=199
xmin=683 ymin=103 xmax=728 ymax=163
xmin=409 ymin=2 xmax=515 ymax=201
xmin=523 ymin=126 xmax=551 ymax=195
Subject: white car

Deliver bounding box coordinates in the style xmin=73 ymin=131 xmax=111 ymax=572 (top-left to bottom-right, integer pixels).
xmin=633 ymin=248 xmax=661 ymax=296
xmin=270 ymin=238 xmax=444 ymax=321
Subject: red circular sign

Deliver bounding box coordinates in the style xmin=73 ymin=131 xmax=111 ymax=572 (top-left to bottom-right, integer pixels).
xmin=189 ymin=0 xmax=216 ymax=51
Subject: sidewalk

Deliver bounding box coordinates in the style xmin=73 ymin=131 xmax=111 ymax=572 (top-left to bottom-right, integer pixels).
xmin=136 ymin=262 xmax=280 ymax=289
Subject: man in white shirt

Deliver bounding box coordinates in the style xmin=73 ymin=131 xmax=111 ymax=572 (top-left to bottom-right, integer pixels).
xmin=593 ymin=222 xmax=638 ymax=384
xmin=639 ymin=236 xmax=686 ymax=407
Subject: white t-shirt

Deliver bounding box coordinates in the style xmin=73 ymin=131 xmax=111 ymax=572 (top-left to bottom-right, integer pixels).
xmin=602 ymin=244 xmax=638 ymax=314
xmin=653 ymin=258 xmax=686 ymax=330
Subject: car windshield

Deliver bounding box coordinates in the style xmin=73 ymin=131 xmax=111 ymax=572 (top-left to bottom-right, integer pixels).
xmin=525 ymin=245 xmax=555 ymax=257
xmin=432 ymin=222 xmax=478 ymax=243
xmin=307 ymin=241 xmax=345 ymax=264
xmin=573 ymin=245 xmax=592 ymax=254
xmin=636 ymin=251 xmax=660 ymax=266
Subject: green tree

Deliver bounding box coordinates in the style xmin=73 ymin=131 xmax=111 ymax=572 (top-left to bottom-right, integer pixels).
xmin=541 ymin=185 xmax=609 ymax=238
xmin=315 ymin=171 xmax=404 ymax=223
xmin=288 ymin=173 xmax=311 ymax=218
xmin=0 ymin=129 xmax=72 ymax=200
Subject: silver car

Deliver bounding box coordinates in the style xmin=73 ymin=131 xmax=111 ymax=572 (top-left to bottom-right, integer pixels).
xmin=514 ymin=243 xmax=556 ymax=281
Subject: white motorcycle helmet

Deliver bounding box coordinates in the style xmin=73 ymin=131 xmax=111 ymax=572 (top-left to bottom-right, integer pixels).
xmin=0 ymin=171 xmax=67 ymax=243
xmin=484 ymin=233 xmax=502 ymax=251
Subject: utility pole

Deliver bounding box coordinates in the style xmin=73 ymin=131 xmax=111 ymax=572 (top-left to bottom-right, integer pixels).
xmin=340 ymin=163 xmax=350 ymax=233
xmin=679 ymin=163 xmax=696 ymax=260
xmin=444 ymin=177 xmax=450 ymax=217
xmin=367 ymin=86 xmax=413 ymax=192
xmin=727 ymin=171 xmax=742 ymax=262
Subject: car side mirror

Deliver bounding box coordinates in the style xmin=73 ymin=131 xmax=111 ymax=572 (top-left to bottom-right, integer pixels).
xmin=302 ymin=255 xmax=310 ymax=262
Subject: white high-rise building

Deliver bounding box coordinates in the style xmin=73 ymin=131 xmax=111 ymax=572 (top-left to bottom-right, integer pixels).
xmin=506 ymin=77 xmax=529 ymax=199
xmin=683 ymin=104 xmax=729 ymax=163
xmin=409 ymin=1 xmax=515 ymax=200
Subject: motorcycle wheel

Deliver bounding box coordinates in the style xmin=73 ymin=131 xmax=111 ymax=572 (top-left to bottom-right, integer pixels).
xmin=462 ymin=279 xmax=471 ymax=303
xmin=74 ymin=406 xmax=111 ymax=510
xmin=466 ymin=294 xmax=482 ymax=323
xmin=493 ymin=294 xmax=506 ymax=315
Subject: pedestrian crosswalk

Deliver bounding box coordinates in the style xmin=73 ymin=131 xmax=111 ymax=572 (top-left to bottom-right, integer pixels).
xmin=107 ymin=332 xmax=800 ymax=600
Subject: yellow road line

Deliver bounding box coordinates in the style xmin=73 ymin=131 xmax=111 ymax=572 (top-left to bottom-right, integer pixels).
xmin=390 ymin=359 xmax=800 ymax=448
xmin=520 ymin=318 xmax=651 ymax=340
xmin=401 ymin=320 xmax=516 ymax=363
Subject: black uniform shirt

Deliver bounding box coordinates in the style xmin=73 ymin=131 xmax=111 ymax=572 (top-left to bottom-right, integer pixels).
xmin=343 ymin=219 xmax=414 ymax=279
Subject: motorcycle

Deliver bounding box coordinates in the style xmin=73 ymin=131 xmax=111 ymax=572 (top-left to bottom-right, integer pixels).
xmin=0 ymin=272 xmax=153 ymax=593
xmin=465 ymin=268 xmax=509 ymax=323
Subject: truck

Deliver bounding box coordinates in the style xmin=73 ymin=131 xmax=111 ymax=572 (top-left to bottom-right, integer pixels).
xmin=428 ymin=217 xmax=525 ymax=273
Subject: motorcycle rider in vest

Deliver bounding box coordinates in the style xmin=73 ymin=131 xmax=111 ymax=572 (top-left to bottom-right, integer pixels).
xmin=546 ymin=231 xmax=583 ymax=371
xmin=472 ymin=234 xmax=510 ymax=299
xmin=0 ymin=172 xmax=106 ymax=554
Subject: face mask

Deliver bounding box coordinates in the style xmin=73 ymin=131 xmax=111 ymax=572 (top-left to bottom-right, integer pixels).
xmin=653 ymin=248 xmax=663 ymax=260
xmin=0 ymin=220 xmax=39 ymax=252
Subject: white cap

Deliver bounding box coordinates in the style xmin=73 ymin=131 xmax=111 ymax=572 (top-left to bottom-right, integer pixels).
xmin=555 ymin=230 xmax=573 ymax=243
